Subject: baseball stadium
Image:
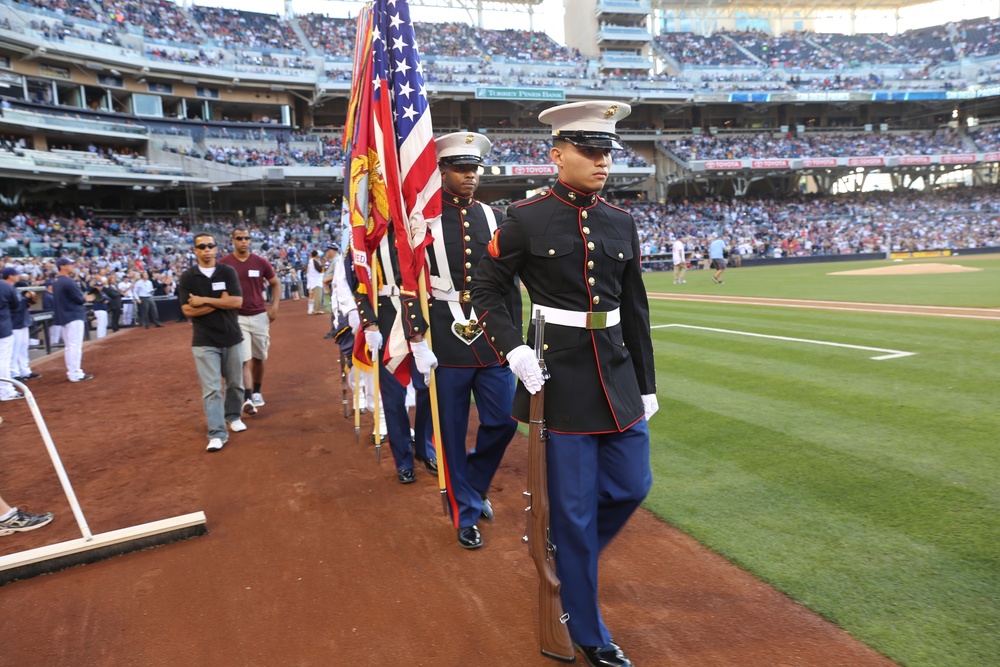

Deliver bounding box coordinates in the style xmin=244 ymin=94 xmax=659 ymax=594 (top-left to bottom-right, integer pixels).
xmin=0 ymin=0 xmax=997 ymax=665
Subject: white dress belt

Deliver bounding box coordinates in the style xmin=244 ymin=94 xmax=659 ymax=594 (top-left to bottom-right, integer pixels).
xmin=533 ymin=304 xmax=621 ymax=330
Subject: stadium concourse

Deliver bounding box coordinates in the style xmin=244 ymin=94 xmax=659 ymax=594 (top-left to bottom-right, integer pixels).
xmin=0 ymin=298 xmax=904 ymax=667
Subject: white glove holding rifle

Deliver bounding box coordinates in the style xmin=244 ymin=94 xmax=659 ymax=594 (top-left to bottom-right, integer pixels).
xmin=507 ymin=344 xmax=545 ymax=395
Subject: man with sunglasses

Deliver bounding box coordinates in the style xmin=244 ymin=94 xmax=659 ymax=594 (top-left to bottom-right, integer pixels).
xmin=220 ymin=227 xmax=280 ymax=415
xmin=471 ymin=101 xmax=658 ymax=667
xmin=178 ymin=233 xmax=247 ymax=452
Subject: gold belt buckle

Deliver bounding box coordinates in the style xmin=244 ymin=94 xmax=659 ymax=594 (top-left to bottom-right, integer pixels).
xmin=461 ymin=290 xmax=471 ymax=303
xmin=585 ymin=311 xmax=607 ymax=330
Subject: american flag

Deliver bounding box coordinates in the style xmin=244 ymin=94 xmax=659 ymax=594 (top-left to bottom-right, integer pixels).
xmin=346 ymin=0 xmax=440 ymax=375
xmin=370 ymin=0 xmax=439 ymax=295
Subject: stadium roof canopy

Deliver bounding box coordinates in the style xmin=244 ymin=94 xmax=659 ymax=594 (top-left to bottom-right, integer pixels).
xmin=413 ymin=0 xmax=935 ymax=10
xmin=652 ymin=0 xmax=934 ymax=12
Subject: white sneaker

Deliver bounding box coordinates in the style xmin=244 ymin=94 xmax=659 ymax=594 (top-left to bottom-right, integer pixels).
xmin=206 ymin=437 xmax=226 ymax=452
xmin=228 ymin=419 xmax=248 ymax=433
xmin=251 ymin=392 xmax=265 ymax=407
xmin=242 ymin=398 xmax=258 ymax=415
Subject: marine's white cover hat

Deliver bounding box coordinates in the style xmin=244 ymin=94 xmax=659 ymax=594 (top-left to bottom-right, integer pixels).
xmin=538 ymin=100 xmax=631 ymax=149
xmin=436 ymin=132 xmax=492 ymax=165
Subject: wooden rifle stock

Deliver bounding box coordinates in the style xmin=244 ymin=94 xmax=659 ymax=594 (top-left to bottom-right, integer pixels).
xmin=524 ymin=312 xmax=575 ymax=663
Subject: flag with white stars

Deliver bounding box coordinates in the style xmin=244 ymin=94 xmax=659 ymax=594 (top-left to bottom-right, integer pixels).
xmin=346 ymin=0 xmax=440 ymax=376
xmin=370 ymin=0 xmax=439 ymax=296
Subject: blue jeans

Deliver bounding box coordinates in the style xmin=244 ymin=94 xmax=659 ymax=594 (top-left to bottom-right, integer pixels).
xmin=192 ymin=343 xmax=244 ymax=441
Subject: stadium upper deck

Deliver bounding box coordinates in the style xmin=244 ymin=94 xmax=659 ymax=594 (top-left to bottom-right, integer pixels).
xmin=1 ymin=0 xmax=1000 ymax=209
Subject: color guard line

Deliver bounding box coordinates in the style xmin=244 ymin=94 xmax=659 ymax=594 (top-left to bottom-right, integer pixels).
xmin=652 ymin=323 xmax=916 ymax=361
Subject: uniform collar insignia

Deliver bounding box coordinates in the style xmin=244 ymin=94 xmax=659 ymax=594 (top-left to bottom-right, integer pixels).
xmin=552 ymin=180 xmax=597 ymax=209
xmin=442 ymin=189 xmax=475 ymax=208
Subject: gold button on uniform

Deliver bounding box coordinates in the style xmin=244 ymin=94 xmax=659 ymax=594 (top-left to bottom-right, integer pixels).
xmin=587 ymin=242 xmax=595 ymax=251
xmin=581 ymin=210 xmax=588 ymax=219
xmin=461 ymin=209 xmax=467 ymax=215
xmin=464 ymin=235 xmax=471 ymax=242
xmin=588 ymin=277 xmax=595 ymax=286
xmin=588 ymin=260 xmax=594 ymax=270
xmin=582 ymin=226 xmax=590 ymax=235
xmin=466 ymin=276 xmax=472 ymax=282
xmin=618 ymin=253 xmax=624 ymax=259
xmin=464 ymin=221 xmax=470 ymax=228
xmin=465 ymin=262 xmax=472 ymax=269
xmin=466 ymin=248 xmax=472 ymax=255
xmin=548 ymin=249 xmax=556 ymax=255
xmin=593 ymin=296 xmax=600 ymax=305
xmin=543 ymin=343 xmax=549 ymax=351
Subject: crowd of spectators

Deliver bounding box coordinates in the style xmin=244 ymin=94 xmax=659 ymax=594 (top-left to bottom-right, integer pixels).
xmin=144 ymin=46 xmax=225 ymax=67
xmin=12 ymin=0 xmax=100 ymax=23
xmin=288 ymin=137 xmax=346 ymax=167
xmin=478 ymin=29 xmax=582 ymax=63
xmin=655 ymin=32 xmax=754 ymax=67
xmin=415 ymin=21 xmax=481 ymax=58
xmin=204 ymin=145 xmax=291 ymax=167
xmin=13 ymin=0 xmax=1000 ymax=79
xmin=958 ymin=17 xmax=1000 ymax=59
xmin=624 ymin=187 xmax=1000 ymax=262
xmin=27 ymin=18 xmax=121 ymax=47
xmin=190 ymin=5 xmax=302 ymax=52
xmin=234 ymin=52 xmax=313 ymax=71
xmin=0 ymin=133 xmax=31 ymax=152
xmin=298 ymin=14 xmax=354 ymax=58
xmin=487 ymin=137 xmax=647 ymax=167
xmin=98 ymin=0 xmax=203 ymax=45
xmin=665 ymin=129 xmax=974 ymax=161
xmin=3 ymin=189 xmax=997 ymax=295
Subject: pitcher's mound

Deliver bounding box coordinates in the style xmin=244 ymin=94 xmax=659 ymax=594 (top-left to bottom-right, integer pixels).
xmin=831 ymin=263 xmax=982 ymax=276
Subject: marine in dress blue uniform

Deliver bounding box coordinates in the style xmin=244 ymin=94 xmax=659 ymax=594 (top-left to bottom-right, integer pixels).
xmin=428 ymin=132 xmax=521 ymax=549
xmin=470 ymin=101 xmax=659 ymax=667
xmin=354 ymin=229 xmax=439 ymax=484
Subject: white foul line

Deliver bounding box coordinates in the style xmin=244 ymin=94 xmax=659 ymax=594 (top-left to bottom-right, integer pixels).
xmin=652 ymin=324 xmax=916 ymax=361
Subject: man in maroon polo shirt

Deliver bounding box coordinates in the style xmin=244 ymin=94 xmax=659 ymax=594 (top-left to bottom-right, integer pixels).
xmin=219 ymin=226 xmax=281 ymax=415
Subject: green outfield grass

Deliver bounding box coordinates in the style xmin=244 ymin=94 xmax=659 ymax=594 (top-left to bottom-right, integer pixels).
xmin=646 ymin=254 xmax=1000 ymax=307
xmin=641 ymin=259 xmax=999 ymax=667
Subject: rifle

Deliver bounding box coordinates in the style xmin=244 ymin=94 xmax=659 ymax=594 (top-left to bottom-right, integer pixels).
xmin=523 ymin=311 xmax=575 ymax=663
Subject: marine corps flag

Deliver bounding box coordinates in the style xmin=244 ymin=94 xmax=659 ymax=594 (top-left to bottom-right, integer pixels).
xmin=345 ymin=0 xmax=440 ymax=377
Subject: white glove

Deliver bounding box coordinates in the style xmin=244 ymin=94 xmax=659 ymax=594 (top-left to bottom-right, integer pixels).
xmin=642 ymin=394 xmax=659 ymax=421
xmin=507 ymin=344 xmax=545 ymax=395
xmin=410 ymin=339 xmax=438 ymax=385
xmin=347 ymin=309 xmax=360 ymax=332
xmin=364 ymin=328 xmax=383 ymax=356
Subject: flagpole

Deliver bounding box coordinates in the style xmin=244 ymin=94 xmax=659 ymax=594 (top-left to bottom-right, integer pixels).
xmin=416 ymin=271 xmax=448 ymax=513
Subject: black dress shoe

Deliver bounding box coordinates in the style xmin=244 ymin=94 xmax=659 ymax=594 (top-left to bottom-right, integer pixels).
xmin=479 ymin=494 xmax=494 ymax=523
xmin=416 ymin=456 xmax=437 ymax=475
xmin=457 ymin=525 xmax=482 ymax=549
xmin=574 ymin=642 xmax=632 ymax=667
xmin=397 ymin=469 xmax=416 ymax=484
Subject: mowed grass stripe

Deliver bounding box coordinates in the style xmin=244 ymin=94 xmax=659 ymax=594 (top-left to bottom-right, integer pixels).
xmin=642 ymin=295 xmax=999 ymax=667
xmin=642 ymin=254 xmax=1000 ymax=307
